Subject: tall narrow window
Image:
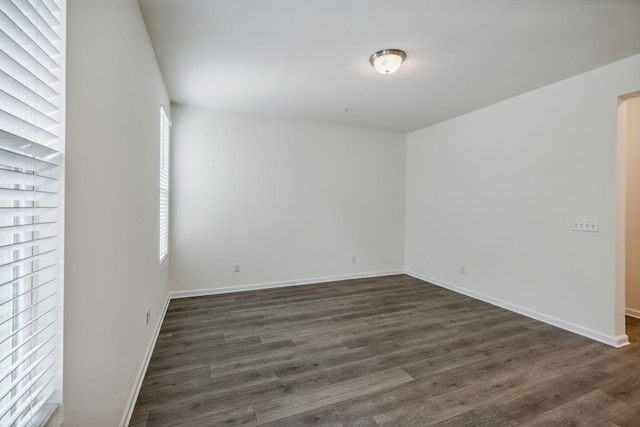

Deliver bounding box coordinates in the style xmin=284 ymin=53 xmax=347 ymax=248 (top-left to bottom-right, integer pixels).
xmin=0 ymin=0 xmax=65 ymax=426
xmin=159 ymin=106 xmax=170 ymax=263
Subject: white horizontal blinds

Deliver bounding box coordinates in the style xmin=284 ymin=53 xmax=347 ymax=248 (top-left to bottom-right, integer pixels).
xmin=159 ymin=106 xmax=170 ymax=262
xmin=0 ymin=0 xmax=64 ymax=426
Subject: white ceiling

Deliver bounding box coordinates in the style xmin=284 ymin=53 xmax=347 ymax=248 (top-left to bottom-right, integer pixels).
xmin=139 ymin=0 xmax=640 ymax=133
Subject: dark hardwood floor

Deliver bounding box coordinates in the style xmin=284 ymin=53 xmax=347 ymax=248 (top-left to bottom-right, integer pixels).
xmin=130 ymin=274 xmax=640 ymax=426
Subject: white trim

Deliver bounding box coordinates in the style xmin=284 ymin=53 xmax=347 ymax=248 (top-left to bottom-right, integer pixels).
xmin=406 ymin=270 xmax=630 ymax=348
xmin=169 ymin=269 xmax=405 ymax=299
xmin=119 ymin=295 xmax=171 ymax=427
xmin=626 ymin=307 xmax=640 ymax=320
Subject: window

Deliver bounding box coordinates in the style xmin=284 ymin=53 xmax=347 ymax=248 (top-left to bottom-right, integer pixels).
xmin=159 ymin=106 xmax=170 ymax=262
xmin=0 ymin=0 xmax=65 ymax=426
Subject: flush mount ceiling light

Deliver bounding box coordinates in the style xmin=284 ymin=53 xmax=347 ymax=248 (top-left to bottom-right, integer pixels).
xmin=369 ymin=49 xmax=406 ymax=75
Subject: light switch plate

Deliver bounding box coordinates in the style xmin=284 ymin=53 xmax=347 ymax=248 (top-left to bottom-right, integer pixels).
xmin=572 ymin=219 xmax=598 ymax=232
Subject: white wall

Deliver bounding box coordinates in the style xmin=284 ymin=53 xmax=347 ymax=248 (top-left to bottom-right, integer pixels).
xmin=65 ymin=0 xmax=170 ymax=425
xmin=626 ymin=96 xmax=640 ymax=316
xmin=170 ymin=105 xmax=406 ymax=293
xmin=406 ymin=54 xmax=640 ymax=346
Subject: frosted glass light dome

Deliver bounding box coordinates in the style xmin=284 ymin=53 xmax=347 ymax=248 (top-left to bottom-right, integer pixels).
xmin=369 ymin=49 xmax=406 ymax=75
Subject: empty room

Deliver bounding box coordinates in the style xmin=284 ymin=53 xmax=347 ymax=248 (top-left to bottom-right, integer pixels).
xmin=2 ymin=0 xmax=640 ymax=426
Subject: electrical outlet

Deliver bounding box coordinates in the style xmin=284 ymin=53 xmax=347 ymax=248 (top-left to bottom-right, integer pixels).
xmin=146 ymin=306 xmax=151 ymax=324
xmin=351 ymin=255 xmax=357 ymax=263
xmin=234 ymin=263 xmax=240 ymax=273
xmin=460 ymin=266 xmax=466 ymax=275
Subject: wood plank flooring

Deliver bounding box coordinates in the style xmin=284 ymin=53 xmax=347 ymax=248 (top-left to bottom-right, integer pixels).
xmin=130 ymin=274 xmax=640 ymax=426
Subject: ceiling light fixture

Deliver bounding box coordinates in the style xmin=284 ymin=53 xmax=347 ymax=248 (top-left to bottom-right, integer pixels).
xmin=369 ymin=49 xmax=406 ymax=75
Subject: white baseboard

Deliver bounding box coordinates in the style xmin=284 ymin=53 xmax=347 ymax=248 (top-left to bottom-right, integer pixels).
xmin=626 ymin=307 xmax=640 ymax=320
xmin=169 ymin=269 xmax=405 ymax=299
xmin=406 ymin=270 xmax=629 ymax=348
xmin=120 ymin=294 xmax=171 ymax=427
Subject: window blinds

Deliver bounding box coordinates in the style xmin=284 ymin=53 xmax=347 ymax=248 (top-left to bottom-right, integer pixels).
xmin=0 ymin=0 xmax=65 ymax=426
xmin=159 ymin=106 xmax=170 ymax=262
